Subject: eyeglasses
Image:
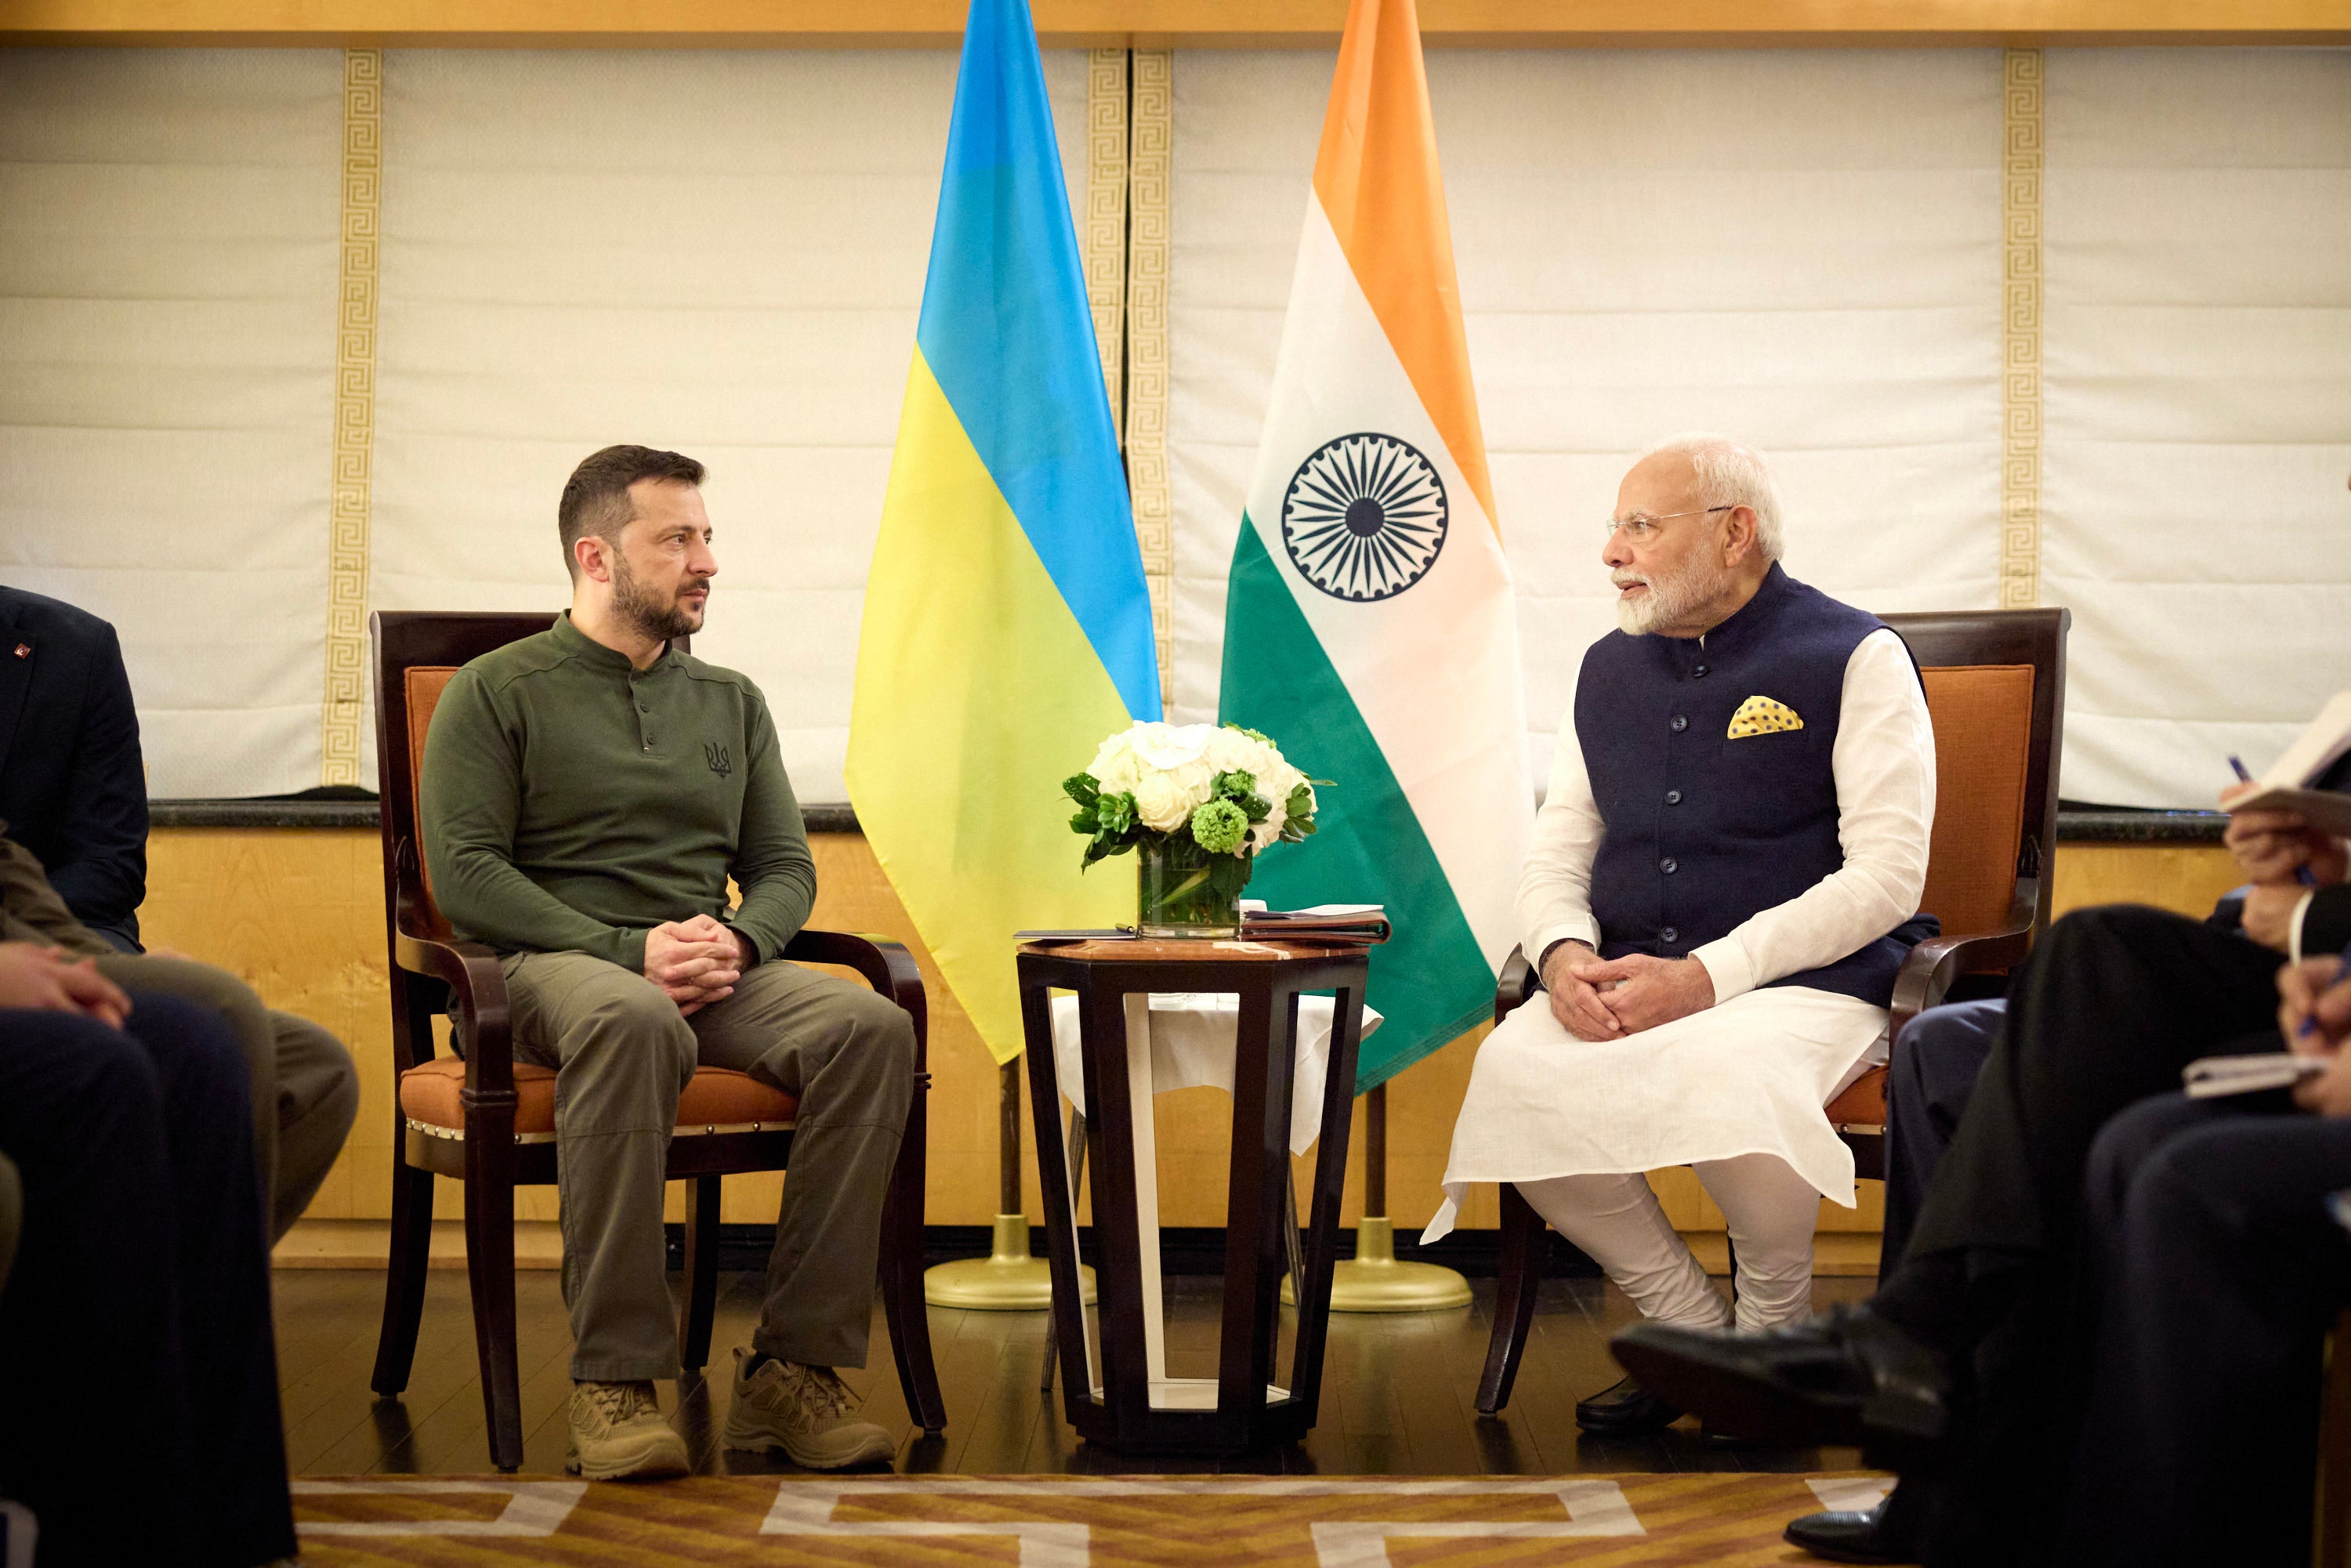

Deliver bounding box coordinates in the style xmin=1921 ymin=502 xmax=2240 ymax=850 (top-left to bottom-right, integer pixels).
xmin=1602 ymin=505 xmax=1733 ymax=544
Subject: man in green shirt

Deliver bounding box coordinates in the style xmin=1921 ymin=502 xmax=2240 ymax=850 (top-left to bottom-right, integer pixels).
xmin=420 ymin=445 xmax=913 ymax=1479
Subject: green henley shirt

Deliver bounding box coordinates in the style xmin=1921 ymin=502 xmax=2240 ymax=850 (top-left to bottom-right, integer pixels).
xmin=418 ymin=613 xmax=817 ymax=976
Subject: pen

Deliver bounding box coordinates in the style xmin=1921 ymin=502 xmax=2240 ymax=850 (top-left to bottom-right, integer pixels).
xmin=2230 ymin=753 xmax=2320 ymax=888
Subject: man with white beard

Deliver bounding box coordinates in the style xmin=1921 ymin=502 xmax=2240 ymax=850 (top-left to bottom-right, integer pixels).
xmin=1425 ymin=434 xmax=1937 ymax=1436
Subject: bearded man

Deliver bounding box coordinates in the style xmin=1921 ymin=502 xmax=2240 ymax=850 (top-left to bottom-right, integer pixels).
xmin=420 ymin=445 xmax=915 ymax=1479
xmin=1424 ymin=434 xmax=1937 ymax=1436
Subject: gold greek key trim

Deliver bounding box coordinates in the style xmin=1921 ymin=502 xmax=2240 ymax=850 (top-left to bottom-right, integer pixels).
xmin=321 ymin=46 xmax=381 ymax=785
xmin=2000 ymin=47 xmax=2043 ymax=610
xmin=1083 ymin=48 xmax=1128 ymax=443
xmin=1126 ymin=48 xmax=1174 ymax=707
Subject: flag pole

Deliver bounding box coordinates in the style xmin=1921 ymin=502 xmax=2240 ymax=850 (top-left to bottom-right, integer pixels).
xmin=925 ymin=1059 xmax=1096 ymax=1309
xmin=1286 ymin=1082 xmax=1470 ymax=1313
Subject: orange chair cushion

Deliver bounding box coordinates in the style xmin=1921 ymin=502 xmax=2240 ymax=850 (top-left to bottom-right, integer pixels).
xmin=1825 ymin=1065 xmax=1889 ymax=1128
xmin=399 ymin=1059 xmax=799 ymax=1136
xmin=1917 ymin=664 xmax=2034 ymax=939
xmin=405 ymin=666 xmax=460 ymax=910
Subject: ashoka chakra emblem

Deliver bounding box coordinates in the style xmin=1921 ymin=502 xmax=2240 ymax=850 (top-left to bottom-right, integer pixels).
xmin=1280 ymin=432 xmax=1449 ymax=603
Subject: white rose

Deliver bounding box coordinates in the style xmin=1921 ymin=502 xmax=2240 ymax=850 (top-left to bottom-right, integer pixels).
xmin=1132 ymin=771 xmax=1197 ymax=833
xmin=1248 ymin=816 xmax=1284 ymax=854
xmin=1204 ymin=726 xmax=1266 ymax=776
xmin=1261 ymin=755 xmax=1309 ymax=809
xmin=1128 ymin=721 xmax=1215 ymax=773
xmin=1161 ymin=756 xmax=1216 ymax=804
xmin=1096 ymin=751 xmax=1143 ymax=795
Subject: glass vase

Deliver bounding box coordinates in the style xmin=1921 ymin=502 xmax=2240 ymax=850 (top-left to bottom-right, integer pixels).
xmin=1136 ymin=835 xmax=1249 ymax=939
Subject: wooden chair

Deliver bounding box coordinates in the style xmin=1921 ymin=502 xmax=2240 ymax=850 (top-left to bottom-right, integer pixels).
xmin=364 ymin=610 xmax=946 ymax=1469
xmin=1474 ymin=607 xmax=2070 ymax=1415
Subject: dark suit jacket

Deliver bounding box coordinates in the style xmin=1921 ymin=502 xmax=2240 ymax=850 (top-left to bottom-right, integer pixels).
xmin=0 ymin=586 xmax=147 ymax=947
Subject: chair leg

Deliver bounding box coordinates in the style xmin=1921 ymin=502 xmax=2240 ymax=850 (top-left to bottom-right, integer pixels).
xmin=878 ymin=1092 xmax=947 ymax=1434
xmin=1476 ymin=1182 xmax=1545 ymax=1415
xmin=370 ymin=1160 xmax=435 ymax=1396
xmin=463 ymin=1139 xmax=525 ymax=1472
xmin=678 ymin=1174 xmax=721 ymax=1373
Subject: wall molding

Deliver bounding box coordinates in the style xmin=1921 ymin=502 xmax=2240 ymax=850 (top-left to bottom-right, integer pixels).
xmin=1082 ymin=48 xmax=1128 ymax=444
xmin=1125 ymin=47 xmax=1175 ymax=707
xmin=1999 ymin=46 xmax=2045 ymax=610
xmin=320 ymin=45 xmax=381 ymax=787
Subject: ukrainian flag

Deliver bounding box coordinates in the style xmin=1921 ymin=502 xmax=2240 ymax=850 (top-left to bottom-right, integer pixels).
xmin=846 ymin=0 xmax=1161 ymax=1066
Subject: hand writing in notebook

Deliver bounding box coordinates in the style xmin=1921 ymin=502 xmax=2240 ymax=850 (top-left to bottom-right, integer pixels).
xmin=2222 ymin=780 xmax=2346 ymax=890
xmin=2277 ymin=953 xmax=2351 ymax=1114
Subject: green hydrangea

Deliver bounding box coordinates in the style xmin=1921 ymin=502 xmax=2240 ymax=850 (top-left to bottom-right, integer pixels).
xmin=1189 ymin=797 xmax=1248 ymax=855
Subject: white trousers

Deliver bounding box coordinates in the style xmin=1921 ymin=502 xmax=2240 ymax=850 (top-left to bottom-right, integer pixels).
xmin=1519 ymin=1153 xmax=1824 ymax=1333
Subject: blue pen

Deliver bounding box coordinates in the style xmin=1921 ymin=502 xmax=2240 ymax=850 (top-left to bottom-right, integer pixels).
xmin=2232 ymin=753 xmax=2320 ymax=889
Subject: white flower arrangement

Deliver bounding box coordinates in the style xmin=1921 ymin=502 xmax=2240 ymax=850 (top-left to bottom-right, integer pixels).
xmin=1064 ymin=722 xmax=1320 ymax=868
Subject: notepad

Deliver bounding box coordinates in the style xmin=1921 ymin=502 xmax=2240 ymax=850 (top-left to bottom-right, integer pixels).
xmin=2226 ymin=691 xmax=2351 ymax=834
xmin=2182 ymin=1052 xmax=2326 ymax=1099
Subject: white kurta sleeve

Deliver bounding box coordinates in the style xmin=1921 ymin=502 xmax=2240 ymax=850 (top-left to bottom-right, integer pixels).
xmin=1517 ymin=660 xmax=1605 ymax=965
xmin=1690 ymin=627 xmax=1937 ymax=1003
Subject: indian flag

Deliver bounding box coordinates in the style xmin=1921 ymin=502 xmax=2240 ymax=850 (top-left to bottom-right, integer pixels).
xmin=1219 ymin=0 xmax=1531 ymax=1091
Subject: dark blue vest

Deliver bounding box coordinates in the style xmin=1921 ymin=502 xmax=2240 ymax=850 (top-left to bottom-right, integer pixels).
xmin=1572 ymin=563 xmax=1937 ymax=1006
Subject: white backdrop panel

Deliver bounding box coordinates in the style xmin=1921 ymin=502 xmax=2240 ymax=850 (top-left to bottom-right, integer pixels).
xmin=368 ymin=49 xmax=1095 ymax=802
xmin=2042 ymin=49 xmax=2351 ymax=808
xmin=1168 ymin=50 xmax=2003 ymax=788
xmin=0 ymin=49 xmax=341 ymax=798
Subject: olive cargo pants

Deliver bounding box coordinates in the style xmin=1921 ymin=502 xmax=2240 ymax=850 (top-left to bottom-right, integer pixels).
xmin=500 ymin=950 xmax=915 ymax=1382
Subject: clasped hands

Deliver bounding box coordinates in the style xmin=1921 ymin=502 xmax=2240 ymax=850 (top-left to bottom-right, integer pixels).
xmin=644 ymin=914 xmax=751 ymax=1017
xmin=0 ymin=940 xmax=132 ymax=1030
xmin=1542 ymin=940 xmax=1715 ymax=1041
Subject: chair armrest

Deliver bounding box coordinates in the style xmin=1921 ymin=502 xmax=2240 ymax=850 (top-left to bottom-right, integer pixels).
xmin=391 ymin=906 xmax=514 ymax=1096
xmin=1495 ymin=944 xmax=1535 ymax=1026
xmin=1889 ymin=923 xmax=2032 ymax=1039
xmin=781 ymin=929 xmax=930 ymax=1073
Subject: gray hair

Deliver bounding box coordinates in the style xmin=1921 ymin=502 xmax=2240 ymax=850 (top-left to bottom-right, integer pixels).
xmin=1637 ymin=433 xmax=1785 ymax=561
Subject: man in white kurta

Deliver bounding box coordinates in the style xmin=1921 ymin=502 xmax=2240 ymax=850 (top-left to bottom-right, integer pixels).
xmin=1425 ymin=435 xmax=1935 ymax=1433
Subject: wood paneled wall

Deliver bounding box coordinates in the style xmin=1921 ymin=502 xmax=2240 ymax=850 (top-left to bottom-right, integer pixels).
xmin=143 ymin=826 xmax=2248 ymax=1245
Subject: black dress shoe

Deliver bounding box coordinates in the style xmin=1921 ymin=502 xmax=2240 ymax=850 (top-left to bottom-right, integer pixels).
xmin=1609 ymin=1304 xmax=1950 ymax=1463
xmin=1573 ymin=1374 xmax=1683 ymax=1434
xmin=1784 ymin=1482 xmax=1925 ymax=1564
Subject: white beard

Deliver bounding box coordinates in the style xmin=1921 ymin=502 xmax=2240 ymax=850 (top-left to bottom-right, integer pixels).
xmin=1613 ymin=551 xmax=1722 ymax=636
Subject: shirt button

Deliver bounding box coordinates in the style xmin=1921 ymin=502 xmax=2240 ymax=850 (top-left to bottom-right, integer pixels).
xmin=1665 ymin=789 xmax=1683 ymax=806
xmin=1669 ymin=715 xmax=1688 ymax=733
xmin=1661 ymin=857 xmax=1678 ymax=875
xmin=1694 ymin=664 xmax=1710 ymax=678
xmin=1661 ymin=926 xmax=1679 ymax=943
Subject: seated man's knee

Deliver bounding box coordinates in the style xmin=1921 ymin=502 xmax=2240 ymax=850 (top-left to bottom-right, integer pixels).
xmin=574 ymin=978 xmax=699 ymax=1084
xmin=123 ymin=991 xmax=252 ymax=1104
xmin=838 ymin=988 xmax=918 ymax=1099
xmin=2123 ymin=1117 xmax=2271 ymax=1244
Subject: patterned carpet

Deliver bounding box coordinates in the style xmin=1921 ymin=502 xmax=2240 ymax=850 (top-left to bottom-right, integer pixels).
xmin=295 ymin=1472 xmax=1893 ymax=1565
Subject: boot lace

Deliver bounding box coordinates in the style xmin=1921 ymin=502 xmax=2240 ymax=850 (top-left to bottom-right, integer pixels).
xmin=793 ymin=1364 xmax=854 ymax=1422
xmin=584 ymin=1380 xmax=656 ymax=1425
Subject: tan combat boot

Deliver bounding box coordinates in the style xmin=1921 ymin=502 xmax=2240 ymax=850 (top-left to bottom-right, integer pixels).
xmin=722 ymin=1348 xmax=895 ymax=1469
xmin=566 ymin=1379 xmax=689 ymax=1480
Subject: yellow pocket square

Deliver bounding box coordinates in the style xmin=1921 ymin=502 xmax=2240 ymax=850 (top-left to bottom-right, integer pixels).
xmin=1727 ymin=695 xmax=1804 ymax=738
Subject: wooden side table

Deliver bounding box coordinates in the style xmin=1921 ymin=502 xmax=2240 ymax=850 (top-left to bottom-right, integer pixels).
xmin=1018 ymin=938 xmax=1369 ymax=1454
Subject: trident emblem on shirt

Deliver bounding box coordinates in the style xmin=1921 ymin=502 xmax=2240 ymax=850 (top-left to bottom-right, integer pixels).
xmin=704 ymin=741 xmax=733 ymax=778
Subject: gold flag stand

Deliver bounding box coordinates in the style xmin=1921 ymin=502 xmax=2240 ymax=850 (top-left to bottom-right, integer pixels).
xmin=926 ymin=1059 xmax=1096 ymax=1310
xmin=1284 ymin=1082 xmax=1470 ymax=1312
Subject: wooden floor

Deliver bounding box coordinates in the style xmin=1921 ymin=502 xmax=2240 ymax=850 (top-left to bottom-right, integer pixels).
xmin=275 ymin=1268 xmax=1871 ymax=1479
